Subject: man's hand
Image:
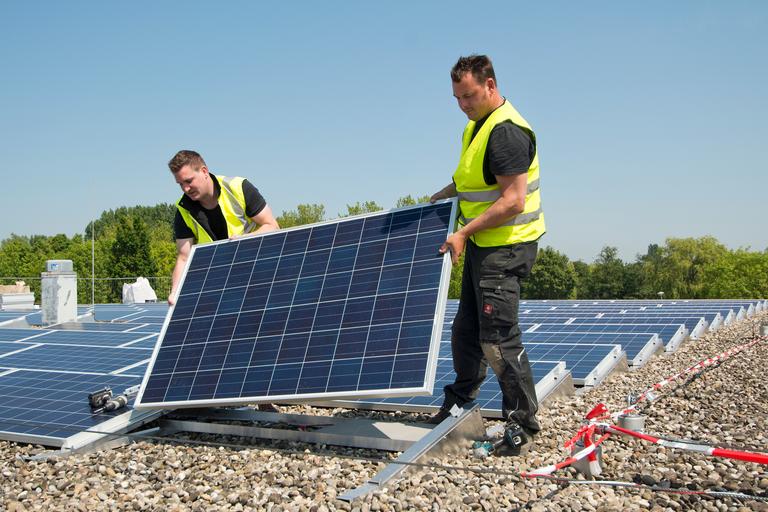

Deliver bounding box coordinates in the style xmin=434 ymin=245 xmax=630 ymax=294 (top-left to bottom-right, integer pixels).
xmin=429 ymin=190 xmax=445 ymax=203
xmin=167 ymin=294 xmax=176 ymax=306
xmin=430 ymin=183 xmax=457 ymax=203
xmin=439 ymin=231 xmax=467 ymax=265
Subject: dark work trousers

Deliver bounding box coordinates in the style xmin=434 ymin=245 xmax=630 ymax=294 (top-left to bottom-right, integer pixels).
xmin=442 ymin=239 xmax=540 ymax=435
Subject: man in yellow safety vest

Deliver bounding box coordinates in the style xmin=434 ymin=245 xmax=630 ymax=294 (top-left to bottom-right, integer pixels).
xmin=167 ymin=149 xmax=280 ymax=306
xmin=428 ymin=55 xmax=545 ymax=456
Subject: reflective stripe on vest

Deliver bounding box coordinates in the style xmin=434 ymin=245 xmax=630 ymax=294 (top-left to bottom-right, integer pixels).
xmin=458 ymin=207 xmax=543 ymax=227
xmin=452 ymin=100 xmax=546 ymax=247
xmin=176 ymin=174 xmax=257 ymax=245
xmin=456 ymin=178 xmax=540 ymax=203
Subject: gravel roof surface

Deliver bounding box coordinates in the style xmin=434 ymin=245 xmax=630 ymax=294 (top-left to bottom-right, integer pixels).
xmin=2 ymin=312 xmax=767 ymax=511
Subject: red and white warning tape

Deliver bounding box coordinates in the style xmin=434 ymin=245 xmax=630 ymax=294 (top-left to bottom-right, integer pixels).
xmin=611 ymin=337 xmax=763 ymax=420
xmin=604 ymin=423 xmax=768 ymax=465
xmin=522 ymin=335 xmax=768 ymax=479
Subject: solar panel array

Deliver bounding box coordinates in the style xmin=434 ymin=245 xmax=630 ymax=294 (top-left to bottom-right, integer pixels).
xmin=338 ymin=298 xmax=764 ymax=417
xmin=136 ymin=201 xmax=456 ymax=409
xmin=0 ymin=323 xmax=157 ymax=446
xmin=1 ymin=237 xmax=765 ymax=438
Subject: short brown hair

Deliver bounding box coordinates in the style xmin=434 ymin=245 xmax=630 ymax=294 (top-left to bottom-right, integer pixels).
xmin=450 ymin=54 xmax=497 ymax=85
xmin=168 ymin=150 xmax=206 ymax=174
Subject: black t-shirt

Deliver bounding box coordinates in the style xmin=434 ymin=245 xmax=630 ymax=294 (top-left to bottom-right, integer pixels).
xmin=173 ymin=174 xmax=267 ymax=241
xmin=471 ymin=101 xmax=536 ymax=185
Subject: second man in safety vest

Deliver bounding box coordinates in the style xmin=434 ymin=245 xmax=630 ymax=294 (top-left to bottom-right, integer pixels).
xmin=167 ymin=149 xmax=280 ymax=305
xmin=429 ymin=55 xmax=545 ymax=456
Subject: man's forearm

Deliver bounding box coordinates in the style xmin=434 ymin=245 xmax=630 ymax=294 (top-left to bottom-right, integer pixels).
xmin=458 ymin=196 xmax=524 ymax=238
xmin=253 ymin=223 xmax=278 ymax=234
xmin=170 ymin=258 xmax=186 ymax=298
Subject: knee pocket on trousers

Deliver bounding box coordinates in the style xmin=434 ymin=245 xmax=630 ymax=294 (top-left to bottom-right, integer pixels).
xmin=478 ymin=283 xmax=519 ymax=343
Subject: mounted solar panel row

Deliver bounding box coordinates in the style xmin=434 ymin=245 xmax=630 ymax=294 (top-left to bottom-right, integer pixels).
xmin=326 ymin=360 xmax=570 ymax=418
xmin=524 ymin=331 xmax=660 ymax=367
xmin=0 ymin=370 xmax=150 ymax=447
xmin=23 ymin=307 xmax=93 ymax=327
xmin=0 ymin=327 xmax=157 ymax=348
xmin=525 ymin=342 xmax=624 ymax=385
xmin=136 ymin=201 xmax=457 ymax=409
xmin=52 ymin=321 xmax=160 ymax=333
xmin=0 ymin=344 xmax=151 ymax=374
xmin=0 ymin=324 xmax=157 ymax=446
xmin=528 ymin=322 xmax=687 ymax=353
xmin=93 ymin=304 xmax=169 ymax=323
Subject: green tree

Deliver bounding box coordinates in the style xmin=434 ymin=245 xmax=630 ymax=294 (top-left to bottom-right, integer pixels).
xmin=641 ymin=236 xmax=728 ymax=298
xmin=699 ymin=250 xmax=768 ymax=298
xmin=447 ymin=253 xmax=464 ymax=299
xmin=622 ymin=261 xmax=645 ymax=299
xmin=86 ymin=203 xmax=176 ymax=240
xmin=341 ymin=201 xmax=382 ymax=217
xmin=396 ymin=195 xmax=431 ymax=208
xmin=109 ymin=216 xmax=157 ymax=302
xmin=571 ymin=260 xmax=590 ymax=299
xmin=522 ymin=246 xmax=577 ymax=299
xmin=277 ymin=204 xmax=326 ymax=228
xmin=584 ymin=246 xmax=626 ymax=299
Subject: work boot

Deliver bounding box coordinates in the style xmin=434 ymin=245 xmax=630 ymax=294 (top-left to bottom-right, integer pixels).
xmin=492 ymin=422 xmax=534 ymax=457
xmin=425 ymin=407 xmax=452 ymax=425
xmin=256 ymin=403 xmax=280 ymax=413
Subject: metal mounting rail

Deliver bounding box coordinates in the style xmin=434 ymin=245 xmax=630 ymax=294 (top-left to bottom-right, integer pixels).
xmin=340 ymin=404 xmax=485 ymax=502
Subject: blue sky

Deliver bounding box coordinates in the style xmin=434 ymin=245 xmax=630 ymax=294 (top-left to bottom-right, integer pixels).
xmin=1 ymin=1 xmax=765 ymax=262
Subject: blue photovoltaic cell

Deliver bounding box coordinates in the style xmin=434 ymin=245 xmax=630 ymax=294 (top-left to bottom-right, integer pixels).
xmin=0 ymin=329 xmax=52 ymax=342
xmin=114 ymin=361 xmax=149 ymax=377
xmin=53 ymin=322 xmax=159 ymax=333
xmin=523 ymin=331 xmax=655 ymax=364
xmin=354 ymin=359 xmax=563 ymax=414
xmin=524 ymin=343 xmax=620 ymax=383
xmin=0 ymin=344 xmax=150 ymax=373
xmin=93 ymin=304 xmax=169 ymax=322
xmin=0 ymin=312 xmax=31 ymax=323
xmin=119 ymin=336 xmax=160 ymax=349
xmin=123 ymin=316 xmax=167 ymax=324
xmin=0 ymin=329 xmax=155 ymax=348
xmin=569 ymin=315 xmax=706 ymax=333
xmin=136 ymin=201 xmax=455 ymax=408
xmin=24 ymin=307 xmax=92 ymax=327
xmin=0 ymin=371 xmax=142 ymax=440
xmin=530 ymin=323 xmax=684 ymax=345
xmin=0 ymin=342 xmax=32 ymax=356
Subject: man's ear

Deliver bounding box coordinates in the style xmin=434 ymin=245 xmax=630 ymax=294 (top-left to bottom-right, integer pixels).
xmin=200 ymin=165 xmax=210 ymax=177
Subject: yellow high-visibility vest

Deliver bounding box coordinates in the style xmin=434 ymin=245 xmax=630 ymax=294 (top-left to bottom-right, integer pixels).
xmin=452 ymin=100 xmax=546 ymax=247
xmin=176 ymin=175 xmax=257 ymax=244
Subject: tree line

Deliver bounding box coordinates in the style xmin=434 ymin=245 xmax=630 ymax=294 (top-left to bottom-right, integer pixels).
xmin=0 ymin=200 xmax=765 ymax=304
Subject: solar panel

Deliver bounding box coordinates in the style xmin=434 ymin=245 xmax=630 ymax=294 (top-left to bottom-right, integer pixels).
xmin=529 ymin=322 xmax=687 ymax=353
xmin=123 ymin=315 xmax=167 ymax=324
xmin=0 ymin=328 xmax=52 ymax=342
xmin=326 ymin=360 xmax=570 ymax=418
xmin=0 ymin=329 xmax=157 ymax=348
xmin=136 ymin=201 xmax=456 ymax=409
xmin=525 ymin=342 xmax=624 ymax=385
xmin=0 ymin=312 xmax=31 ymax=324
xmin=53 ymin=322 xmax=159 ymax=333
xmin=0 ymin=342 xmax=34 ymax=357
xmin=525 ymin=331 xmax=659 ymax=367
xmin=23 ymin=307 xmax=93 ymax=327
xmin=0 ymin=344 xmax=151 ymax=373
xmin=93 ymin=304 xmax=168 ymax=322
xmin=0 ymin=370 xmax=145 ymax=446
